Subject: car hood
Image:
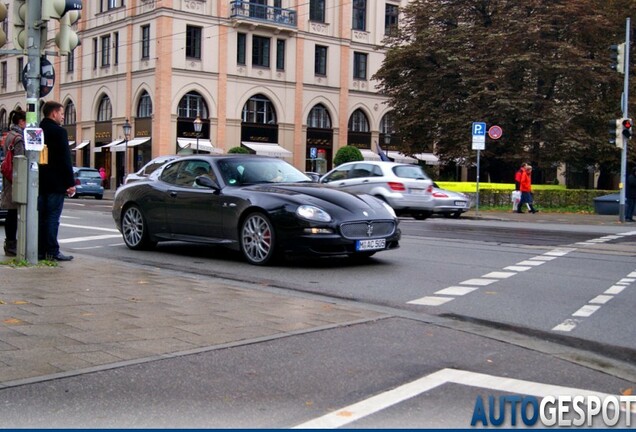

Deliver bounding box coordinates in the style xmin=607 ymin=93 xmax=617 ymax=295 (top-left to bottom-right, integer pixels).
xmin=244 ymin=183 xmax=393 ymax=217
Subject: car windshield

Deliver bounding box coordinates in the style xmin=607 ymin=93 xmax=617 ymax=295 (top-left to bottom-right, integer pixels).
xmin=393 ymin=165 xmax=429 ymax=180
xmin=143 ymin=157 xmax=177 ymax=176
xmin=217 ymin=158 xmax=311 ymax=185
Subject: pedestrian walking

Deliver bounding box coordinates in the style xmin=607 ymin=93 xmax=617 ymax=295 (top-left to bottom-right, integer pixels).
xmin=38 ymin=101 xmax=76 ymax=261
xmin=1 ymin=109 xmax=27 ymax=256
xmin=99 ymin=167 xmax=107 ymax=181
xmin=512 ymin=162 xmax=528 ymax=212
xmin=517 ymin=165 xmax=538 ymax=214
xmin=626 ymin=167 xmax=636 ymax=222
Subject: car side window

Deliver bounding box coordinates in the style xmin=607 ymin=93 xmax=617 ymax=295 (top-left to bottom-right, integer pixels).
xmin=372 ymin=165 xmax=383 ymax=177
xmin=160 ymin=161 xmax=181 ymax=185
xmin=323 ymin=167 xmax=350 ymax=182
xmin=348 ymin=163 xmax=373 ymax=179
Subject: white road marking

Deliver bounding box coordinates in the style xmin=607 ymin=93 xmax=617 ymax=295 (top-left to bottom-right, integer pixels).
xmin=605 ymin=285 xmax=626 ymax=295
xmin=529 ymin=256 xmax=557 ymax=261
xmin=434 ymin=286 xmax=478 ymax=296
xmin=504 ymin=265 xmax=532 ymax=272
xmin=552 ymin=319 xmax=579 ymax=332
xmin=482 ymin=271 xmax=516 ymax=279
xmin=293 ymin=368 xmax=614 ymax=429
xmin=407 ymin=296 xmax=454 ymax=306
xmin=61 ymin=223 xmax=119 ymax=233
xmin=516 ymin=260 xmax=545 ymax=266
xmin=460 ymin=278 xmax=497 ymax=286
xmin=572 ymin=305 xmax=601 ymax=317
xmin=589 ymin=294 xmax=613 ymax=304
xmin=59 ymin=234 xmax=123 ymax=244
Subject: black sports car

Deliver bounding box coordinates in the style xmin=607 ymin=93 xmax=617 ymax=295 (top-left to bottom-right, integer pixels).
xmin=112 ymin=155 xmax=400 ymax=265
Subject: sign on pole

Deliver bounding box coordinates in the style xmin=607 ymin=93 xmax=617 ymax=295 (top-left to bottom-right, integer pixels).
xmin=488 ymin=125 xmax=503 ymax=140
xmin=472 ymin=122 xmax=486 ymax=150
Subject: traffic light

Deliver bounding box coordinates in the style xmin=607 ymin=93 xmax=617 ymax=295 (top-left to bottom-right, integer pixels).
xmin=610 ymin=43 xmax=626 ymax=74
xmin=622 ymin=118 xmax=632 ymax=139
xmin=54 ymin=10 xmax=80 ymax=54
xmin=41 ymin=0 xmax=82 ymax=21
xmin=609 ymin=119 xmax=622 ymax=146
xmin=0 ymin=3 xmax=7 ymax=47
xmin=12 ymin=0 xmax=26 ymax=50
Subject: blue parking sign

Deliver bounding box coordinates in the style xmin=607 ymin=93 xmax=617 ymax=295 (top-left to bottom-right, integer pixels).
xmin=472 ymin=122 xmax=487 ymax=136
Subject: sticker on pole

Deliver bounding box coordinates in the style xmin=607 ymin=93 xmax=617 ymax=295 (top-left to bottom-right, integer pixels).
xmin=24 ymin=128 xmax=45 ymax=151
xmin=488 ymin=125 xmax=503 ymax=140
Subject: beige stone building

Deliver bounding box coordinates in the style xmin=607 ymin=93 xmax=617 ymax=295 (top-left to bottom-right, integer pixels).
xmin=0 ymin=0 xmax=420 ymax=188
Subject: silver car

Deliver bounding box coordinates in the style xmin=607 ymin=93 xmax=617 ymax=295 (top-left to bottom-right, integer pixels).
xmin=430 ymin=182 xmax=472 ymax=218
xmin=124 ymin=155 xmax=180 ymax=184
xmin=320 ymin=161 xmax=434 ymax=219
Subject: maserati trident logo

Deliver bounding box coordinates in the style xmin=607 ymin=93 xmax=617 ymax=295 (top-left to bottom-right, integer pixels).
xmin=366 ymin=223 xmax=374 ymax=237
xmin=363 ymin=211 xmax=369 ymax=217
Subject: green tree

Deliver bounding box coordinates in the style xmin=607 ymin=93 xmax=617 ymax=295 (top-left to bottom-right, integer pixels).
xmin=228 ymin=146 xmax=250 ymax=154
xmin=334 ymin=146 xmax=363 ymax=166
xmin=374 ymin=0 xmax=629 ymax=185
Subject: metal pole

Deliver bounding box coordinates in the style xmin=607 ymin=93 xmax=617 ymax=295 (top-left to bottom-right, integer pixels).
xmin=619 ymin=17 xmax=631 ymax=223
xmin=124 ymin=137 xmax=128 ymax=184
xmin=20 ymin=0 xmax=43 ymax=264
xmin=475 ymin=149 xmax=480 ymax=216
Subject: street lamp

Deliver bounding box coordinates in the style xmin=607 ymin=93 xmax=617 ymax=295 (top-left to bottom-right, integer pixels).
xmin=122 ymin=118 xmax=131 ymax=185
xmin=384 ymin=132 xmax=391 ymax=147
xmin=193 ymin=115 xmax=202 ymax=154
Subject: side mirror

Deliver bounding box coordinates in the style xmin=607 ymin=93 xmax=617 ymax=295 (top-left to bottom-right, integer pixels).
xmin=195 ymin=175 xmax=220 ymax=190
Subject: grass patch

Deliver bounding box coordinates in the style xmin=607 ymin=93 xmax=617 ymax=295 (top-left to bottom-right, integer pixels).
xmin=0 ymin=258 xmax=58 ymax=268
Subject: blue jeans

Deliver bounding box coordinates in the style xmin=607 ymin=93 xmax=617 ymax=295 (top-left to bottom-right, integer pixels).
xmin=627 ymin=197 xmax=636 ymax=220
xmin=38 ymin=193 xmax=65 ymax=257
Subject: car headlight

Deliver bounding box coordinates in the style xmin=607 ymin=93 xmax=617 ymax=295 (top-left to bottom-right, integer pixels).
xmin=380 ymin=201 xmax=397 ymax=218
xmin=296 ymin=205 xmax=332 ymax=222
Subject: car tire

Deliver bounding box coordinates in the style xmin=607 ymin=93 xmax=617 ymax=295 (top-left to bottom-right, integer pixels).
xmin=121 ymin=204 xmax=156 ymax=250
xmin=451 ymin=212 xmax=462 ymax=219
xmin=413 ymin=211 xmax=431 ymax=220
xmin=95 ymin=194 xmax=103 ymax=200
xmin=240 ymin=212 xmax=278 ymax=265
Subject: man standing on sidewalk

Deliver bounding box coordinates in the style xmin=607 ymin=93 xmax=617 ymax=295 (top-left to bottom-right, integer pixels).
xmin=38 ymin=101 xmax=76 ymax=261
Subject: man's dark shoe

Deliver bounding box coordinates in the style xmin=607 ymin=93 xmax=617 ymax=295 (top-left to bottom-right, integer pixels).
xmin=46 ymin=253 xmax=74 ymax=261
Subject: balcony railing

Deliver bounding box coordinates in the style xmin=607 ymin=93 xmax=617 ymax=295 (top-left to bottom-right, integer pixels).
xmin=229 ymin=1 xmax=297 ymax=27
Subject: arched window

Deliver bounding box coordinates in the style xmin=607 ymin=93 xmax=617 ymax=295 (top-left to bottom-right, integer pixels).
xmin=137 ymin=91 xmax=153 ymax=118
xmin=64 ymin=101 xmax=76 ymax=125
xmin=380 ymin=113 xmax=395 ymax=134
xmin=97 ymin=96 xmax=112 ymax=121
xmin=307 ymin=104 xmax=331 ymax=129
xmin=242 ymin=94 xmax=277 ymax=124
xmin=178 ymin=91 xmax=208 ymax=119
xmin=348 ymin=109 xmax=369 ymax=132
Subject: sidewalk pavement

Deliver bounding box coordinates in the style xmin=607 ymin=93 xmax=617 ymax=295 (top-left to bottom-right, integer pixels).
xmin=0 ymin=201 xmax=633 ymax=388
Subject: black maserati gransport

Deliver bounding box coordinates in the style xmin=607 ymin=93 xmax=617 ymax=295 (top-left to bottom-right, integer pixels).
xmin=112 ymin=155 xmax=401 ymax=265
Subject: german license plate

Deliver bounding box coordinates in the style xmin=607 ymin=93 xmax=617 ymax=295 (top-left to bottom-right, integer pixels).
xmin=87 ymin=182 xmax=97 ymax=186
xmin=454 ymin=201 xmax=466 ymax=207
xmin=410 ymin=188 xmax=426 ymax=195
xmin=356 ymin=239 xmax=386 ymax=251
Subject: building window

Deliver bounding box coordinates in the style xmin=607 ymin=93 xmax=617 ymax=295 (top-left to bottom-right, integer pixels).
xmin=308 ymin=104 xmax=331 ymax=129
xmin=276 ymin=39 xmax=285 ymax=70
xmin=237 ymin=33 xmax=246 ymax=65
xmin=186 ymin=26 xmax=202 ymax=60
xmin=242 ymin=94 xmax=276 ymax=124
xmin=97 ymin=96 xmax=112 ymax=122
xmin=380 ymin=113 xmax=395 ymax=134
xmin=113 ymin=32 xmax=119 ymax=65
xmin=1 ymin=61 xmax=6 ymax=89
xmin=310 ymin=0 xmax=325 ymax=22
xmin=138 ymin=91 xmax=153 ymax=118
xmin=352 ymin=0 xmax=366 ymax=31
xmin=385 ymin=4 xmax=399 ymax=35
xmin=107 ymin=0 xmax=121 ymax=10
xmin=17 ymin=57 xmax=23 ymax=85
xmin=92 ymin=38 xmax=98 ymax=69
xmin=252 ymin=36 xmax=270 ymax=68
xmin=353 ymin=52 xmax=367 ymax=80
xmin=101 ymin=35 xmax=111 ymax=66
xmin=315 ymin=45 xmax=327 ymax=75
xmin=66 ymin=51 xmax=74 ymax=72
xmin=349 ymin=109 xmax=369 ymax=132
xmin=178 ymin=91 xmax=208 ymax=119
xmin=0 ymin=110 xmax=7 ymax=131
xmin=64 ymin=102 xmax=76 ymax=125
xmin=141 ymin=25 xmax=150 ymax=59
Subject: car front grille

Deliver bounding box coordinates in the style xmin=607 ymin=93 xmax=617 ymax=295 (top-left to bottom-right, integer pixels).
xmin=340 ymin=221 xmax=396 ymax=239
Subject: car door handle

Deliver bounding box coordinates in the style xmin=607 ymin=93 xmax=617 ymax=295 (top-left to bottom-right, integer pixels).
xmin=362 ymin=179 xmax=369 ymax=183
xmin=170 ymin=191 xmax=177 ymax=198
xmin=337 ymin=182 xmax=346 ymax=186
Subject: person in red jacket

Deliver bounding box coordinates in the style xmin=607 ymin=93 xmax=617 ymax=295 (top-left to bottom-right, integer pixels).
xmin=517 ymin=165 xmax=538 ymax=214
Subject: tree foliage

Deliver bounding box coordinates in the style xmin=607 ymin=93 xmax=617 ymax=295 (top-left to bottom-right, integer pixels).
xmin=374 ymin=0 xmax=632 ymax=184
xmin=334 ymin=146 xmax=363 ymax=166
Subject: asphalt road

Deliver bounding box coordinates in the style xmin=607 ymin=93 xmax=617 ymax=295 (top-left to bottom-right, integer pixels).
xmin=2 ymin=197 xmax=633 ymax=428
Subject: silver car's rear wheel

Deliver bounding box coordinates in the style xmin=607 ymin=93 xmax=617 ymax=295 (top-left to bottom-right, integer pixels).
xmin=240 ymin=212 xmax=277 ymax=265
xmin=121 ymin=205 xmax=156 ymax=250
